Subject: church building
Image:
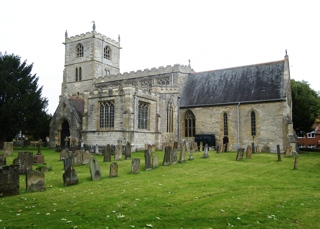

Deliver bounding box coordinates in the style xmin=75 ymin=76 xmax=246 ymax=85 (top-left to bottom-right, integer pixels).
xmin=49 ymin=24 xmax=295 ymax=153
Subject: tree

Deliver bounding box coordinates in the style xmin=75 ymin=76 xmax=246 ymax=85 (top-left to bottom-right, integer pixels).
xmin=0 ymin=53 xmax=49 ymax=148
xmin=291 ymin=79 xmax=320 ymax=134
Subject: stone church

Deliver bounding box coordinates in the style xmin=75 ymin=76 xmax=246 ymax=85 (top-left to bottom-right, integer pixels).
xmin=49 ymin=24 xmax=295 ymax=153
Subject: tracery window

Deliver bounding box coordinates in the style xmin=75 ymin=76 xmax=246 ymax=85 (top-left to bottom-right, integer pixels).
xmin=104 ymin=46 xmax=111 ymax=59
xmin=77 ymin=43 xmax=84 ymax=57
xmin=138 ymin=102 xmax=149 ymax=130
xmin=251 ymin=111 xmax=256 ymax=136
xmin=100 ymin=101 xmax=115 ymax=128
xmin=185 ymin=110 xmax=195 ymax=137
xmin=223 ymin=113 xmax=228 ymax=136
xmin=167 ymin=103 xmax=174 ymax=132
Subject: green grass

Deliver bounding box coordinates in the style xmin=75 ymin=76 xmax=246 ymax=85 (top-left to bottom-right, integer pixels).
xmin=1 ymin=147 xmax=320 ymax=229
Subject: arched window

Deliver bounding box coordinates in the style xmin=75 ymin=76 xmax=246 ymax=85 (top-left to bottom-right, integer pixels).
xmin=185 ymin=110 xmax=195 ymax=137
xmin=224 ymin=113 xmax=228 ymax=136
xmin=75 ymin=68 xmax=78 ymax=81
xmin=77 ymin=43 xmax=84 ymax=57
xmin=79 ymin=67 xmax=82 ymax=81
xmin=104 ymin=46 xmax=111 ymax=60
xmin=167 ymin=103 xmax=174 ymax=132
xmin=251 ymin=111 xmax=256 ymax=136
xmin=100 ymin=101 xmax=114 ymax=128
xmin=138 ymin=102 xmax=149 ymax=129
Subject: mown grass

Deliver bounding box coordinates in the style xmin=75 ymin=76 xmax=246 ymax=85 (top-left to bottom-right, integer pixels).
xmin=1 ymin=147 xmax=320 ymax=229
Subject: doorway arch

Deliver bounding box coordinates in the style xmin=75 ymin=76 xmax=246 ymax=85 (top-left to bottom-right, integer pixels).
xmin=60 ymin=119 xmax=70 ymax=147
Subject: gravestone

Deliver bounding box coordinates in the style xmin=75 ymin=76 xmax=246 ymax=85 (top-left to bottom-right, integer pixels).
xmin=261 ymin=145 xmax=270 ymax=153
xmin=173 ymin=142 xmax=179 ymax=151
xmin=82 ymin=150 xmax=92 ymax=164
xmin=109 ymin=162 xmax=118 ymax=178
xmin=0 ymin=165 xmax=20 ymax=197
xmin=63 ymin=166 xmax=78 ymax=186
xmin=188 ymin=151 xmax=194 ymax=160
xmin=256 ymin=145 xmax=261 ymax=153
xmin=94 ymin=144 xmax=99 ymax=154
xmin=33 ymin=140 xmax=45 ymax=164
xmin=144 ymin=149 xmax=152 ymax=171
xmin=236 ymin=148 xmax=245 ymax=160
xmin=124 ymin=142 xmax=132 ymax=160
xmin=171 ymin=149 xmax=178 ymax=164
xmin=163 ymin=146 xmax=171 ymax=165
xmin=114 ymin=144 xmax=122 ymax=161
xmin=285 ymin=146 xmax=292 ymax=157
xmin=131 ymin=158 xmax=140 ymax=174
xmin=152 ymin=155 xmax=159 ymax=168
xmin=246 ymin=145 xmax=252 ymax=159
xmin=72 ymin=150 xmax=83 ymax=166
xmin=0 ymin=154 xmax=6 ymax=166
xmin=13 ymin=152 xmax=33 ymax=174
xmin=203 ymin=144 xmax=209 ymax=158
xmin=191 ymin=142 xmax=198 ymax=152
xmin=60 ymin=149 xmax=69 ymax=161
xmin=277 ymin=145 xmax=281 ymax=161
xmin=215 ymin=145 xmax=220 ymax=153
xmin=220 ymin=144 xmax=224 ymax=153
xmin=26 ymin=170 xmax=46 ymax=192
xmin=199 ymin=141 xmax=203 ymax=152
xmin=89 ymin=156 xmax=101 ymax=180
xmin=151 ymin=144 xmax=156 ymax=153
xmin=3 ymin=142 xmax=13 ymax=156
xmin=63 ymin=158 xmax=73 ymax=170
xmin=251 ymin=143 xmax=255 ymax=154
xmin=178 ymin=141 xmax=187 ymax=163
xmin=293 ymin=156 xmax=298 ymax=170
xmin=104 ymin=144 xmax=112 ymax=162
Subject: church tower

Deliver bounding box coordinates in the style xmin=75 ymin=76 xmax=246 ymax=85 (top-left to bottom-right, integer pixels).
xmin=61 ymin=22 xmax=121 ymax=97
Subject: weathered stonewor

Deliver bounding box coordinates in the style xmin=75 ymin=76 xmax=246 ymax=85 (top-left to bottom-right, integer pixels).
xmin=0 ymin=154 xmax=6 ymax=166
xmin=82 ymin=150 xmax=92 ymax=164
xmin=60 ymin=149 xmax=69 ymax=161
xmin=131 ymin=158 xmax=140 ymax=174
xmin=152 ymin=155 xmax=159 ymax=168
xmin=109 ymin=162 xmax=118 ymax=178
xmin=114 ymin=144 xmax=122 ymax=161
xmin=178 ymin=141 xmax=187 ymax=163
xmin=26 ymin=170 xmax=46 ymax=192
xmin=144 ymin=149 xmax=152 ymax=171
xmin=3 ymin=142 xmax=13 ymax=156
xmin=89 ymin=156 xmax=101 ymax=180
xmin=163 ymin=146 xmax=172 ymax=165
xmin=171 ymin=149 xmax=178 ymax=164
xmin=0 ymin=165 xmax=20 ymax=197
xmin=13 ymin=152 xmax=33 ymax=174
xmin=63 ymin=166 xmax=78 ymax=186
xmin=236 ymin=148 xmax=245 ymax=160
xmin=124 ymin=142 xmax=132 ymax=160
xmin=63 ymin=157 xmax=73 ymax=170
xmin=285 ymin=146 xmax=292 ymax=157
xmin=246 ymin=145 xmax=252 ymax=159
xmin=203 ymin=144 xmax=209 ymax=158
xmin=104 ymin=144 xmax=112 ymax=162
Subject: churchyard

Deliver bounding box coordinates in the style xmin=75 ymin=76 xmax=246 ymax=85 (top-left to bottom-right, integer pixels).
xmin=1 ymin=145 xmax=320 ymax=228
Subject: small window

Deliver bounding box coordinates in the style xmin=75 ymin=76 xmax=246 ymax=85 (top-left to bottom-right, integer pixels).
xmin=185 ymin=110 xmax=195 ymax=137
xmin=77 ymin=43 xmax=84 ymax=57
xmin=75 ymin=68 xmax=78 ymax=81
xmin=251 ymin=111 xmax=256 ymax=136
xmin=223 ymin=113 xmax=228 ymax=136
xmin=79 ymin=67 xmax=82 ymax=81
xmin=104 ymin=46 xmax=111 ymax=60
xmin=138 ymin=102 xmax=149 ymax=130
xmin=100 ymin=101 xmax=115 ymax=128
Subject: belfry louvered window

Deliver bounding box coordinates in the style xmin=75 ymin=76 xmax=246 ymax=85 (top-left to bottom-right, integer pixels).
xmin=100 ymin=101 xmax=115 ymax=128
xmin=77 ymin=43 xmax=84 ymax=57
xmin=104 ymin=46 xmax=111 ymax=60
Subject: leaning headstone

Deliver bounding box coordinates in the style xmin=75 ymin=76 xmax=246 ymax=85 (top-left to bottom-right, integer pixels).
xmin=203 ymin=144 xmax=209 ymax=158
xmin=3 ymin=142 xmax=13 ymax=156
xmin=152 ymin=155 xmax=159 ymax=168
xmin=124 ymin=142 xmax=132 ymax=160
xmin=104 ymin=144 xmax=112 ymax=162
xmin=246 ymin=145 xmax=252 ymax=159
xmin=63 ymin=157 xmax=73 ymax=170
xmin=60 ymin=149 xmax=69 ymax=161
xmin=0 ymin=154 xmax=6 ymax=166
xmin=0 ymin=165 xmax=20 ymax=197
xmin=179 ymin=141 xmax=187 ymax=163
xmin=131 ymin=158 xmax=140 ymax=174
xmin=171 ymin=149 xmax=178 ymax=164
xmin=89 ymin=156 xmax=101 ymax=180
xmin=285 ymin=146 xmax=292 ymax=157
xmin=26 ymin=170 xmax=46 ymax=192
xmin=82 ymin=150 xmax=92 ymax=164
xmin=109 ymin=162 xmax=118 ymax=178
xmin=163 ymin=146 xmax=171 ymax=165
xmin=63 ymin=166 xmax=78 ymax=186
xmin=236 ymin=148 xmax=245 ymax=160
xmin=144 ymin=149 xmax=152 ymax=171
xmin=114 ymin=144 xmax=122 ymax=161
xmin=13 ymin=152 xmax=33 ymax=174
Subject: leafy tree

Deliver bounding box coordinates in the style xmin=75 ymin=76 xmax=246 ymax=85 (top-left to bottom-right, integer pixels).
xmin=0 ymin=53 xmax=49 ymax=148
xmin=291 ymin=79 xmax=320 ymax=134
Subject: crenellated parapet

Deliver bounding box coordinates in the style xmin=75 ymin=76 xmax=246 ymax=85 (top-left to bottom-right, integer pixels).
xmin=65 ymin=31 xmax=120 ymax=47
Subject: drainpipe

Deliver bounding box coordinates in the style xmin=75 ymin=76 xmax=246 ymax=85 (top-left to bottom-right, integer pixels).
xmin=133 ymin=92 xmax=137 ymax=147
xmin=177 ymin=96 xmax=181 ymax=141
xmin=237 ymin=102 xmax=240 ymax=149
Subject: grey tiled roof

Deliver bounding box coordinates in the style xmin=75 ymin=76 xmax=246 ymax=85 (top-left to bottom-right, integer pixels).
xmin=180 ymin=60 xmax=285 ymax=107
xmin=68 ymin=97 xmax=84 ymax=118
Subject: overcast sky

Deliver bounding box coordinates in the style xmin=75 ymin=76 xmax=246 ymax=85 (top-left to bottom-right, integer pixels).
xmin=1 ymin=0 xmax=319 ymax=114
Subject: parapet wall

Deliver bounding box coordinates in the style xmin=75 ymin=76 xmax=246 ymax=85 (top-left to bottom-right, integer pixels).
xmin=66 ymin=31 xmax=119 ymax=47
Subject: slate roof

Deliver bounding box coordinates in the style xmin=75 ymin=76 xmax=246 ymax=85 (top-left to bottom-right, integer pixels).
xmin=68 ymin=97 xmax=84 ymax=118
xmin=180 ymin=60 xmax=286 ymax=108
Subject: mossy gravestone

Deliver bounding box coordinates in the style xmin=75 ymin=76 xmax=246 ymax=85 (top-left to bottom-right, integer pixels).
xmin=26 ymin=170 xmax=46 ymax=192
xmin=0 ymin=165 xmax=20 ymax=197
xmin=63 ymin=166 xmax=78 ymax=186
xmin=13 ymin=152 xmax=33 ymax=174
xmin=89 ymin=156 xmax=101 ymax=181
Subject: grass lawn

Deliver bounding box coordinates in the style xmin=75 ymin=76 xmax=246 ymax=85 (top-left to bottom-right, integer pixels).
xmin=1 ymin=147 xmax=320 ymax=229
